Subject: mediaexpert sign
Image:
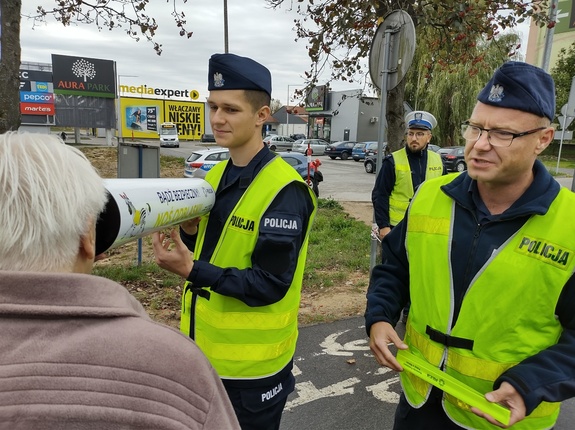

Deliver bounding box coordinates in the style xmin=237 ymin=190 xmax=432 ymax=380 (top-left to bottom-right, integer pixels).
xmin=52 ymin=54 xmax=116 ymax=98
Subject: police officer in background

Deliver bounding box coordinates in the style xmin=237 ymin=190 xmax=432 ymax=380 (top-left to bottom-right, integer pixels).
xmin=152 ymin=53 xmax=317 ymax=430
xmin=371 ymin=110 xmax=445 ymax=322
xmin=372 ymin=110 xmax=445 ymax=242
xmin=366 ymin=61 xmax=575 ymax=429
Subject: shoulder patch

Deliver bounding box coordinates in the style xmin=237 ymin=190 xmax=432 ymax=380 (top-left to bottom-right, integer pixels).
xmin=260 ymin=213 xmax=302 ymax=236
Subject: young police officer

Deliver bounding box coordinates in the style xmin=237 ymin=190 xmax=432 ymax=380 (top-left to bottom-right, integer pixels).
xmin=153 ymin=53 xmax=317 ymax=430
xmin=366 ymin=62 xmax=575 ymax=429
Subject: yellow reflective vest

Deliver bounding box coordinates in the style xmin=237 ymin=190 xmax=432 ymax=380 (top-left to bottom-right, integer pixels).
xmin=389 ymin=148 xmax=443 ymax=226
xmin=402 ymin=174 xmax=575 ymax=429
xmin=181 ymin=156 xmax=317 ymax=380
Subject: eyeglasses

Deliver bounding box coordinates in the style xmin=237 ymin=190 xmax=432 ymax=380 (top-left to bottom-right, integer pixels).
xmin=406 ymin=131 xmax=429 ymax=139
xmin=460 ymin=121 xmax=546 ymax=147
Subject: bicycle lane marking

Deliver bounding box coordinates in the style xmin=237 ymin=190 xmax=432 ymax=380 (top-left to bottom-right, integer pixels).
xmin=286 ymin=326 xmax=402 ymax=411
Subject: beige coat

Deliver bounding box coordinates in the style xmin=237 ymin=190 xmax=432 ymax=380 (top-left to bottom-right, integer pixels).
xmin=0 ymin=271 xmax=240 ymax=430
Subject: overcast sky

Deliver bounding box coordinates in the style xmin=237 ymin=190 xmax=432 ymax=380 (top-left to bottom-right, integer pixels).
xmin=19 ymin=0 xmax=365 ymax=105
xmin=19 ymin=1 xmax=530 ymax=105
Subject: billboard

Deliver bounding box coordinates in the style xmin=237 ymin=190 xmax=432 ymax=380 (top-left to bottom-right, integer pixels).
xmin=164 ymin=100 xmax=204 ymax=138
xmin=119 ymin=97 xmax=205 ymax=140
xmin=19 ymin=66 xmax=55 ymax=124
xmin=556 ymin=0 xmax=575 ymax=34
xmin=52 ymin=54 xmax=116 ymax=98
xmin=305 ymin=85 xmax=329 ymax=112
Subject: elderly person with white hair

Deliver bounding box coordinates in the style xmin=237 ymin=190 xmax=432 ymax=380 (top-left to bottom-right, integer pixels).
xmin=0 ymin=131 xmax=239 ymax=430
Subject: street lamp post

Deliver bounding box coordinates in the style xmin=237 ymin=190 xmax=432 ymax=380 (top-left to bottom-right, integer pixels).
xmin=223 ymin=0 xmax=229 ymax=53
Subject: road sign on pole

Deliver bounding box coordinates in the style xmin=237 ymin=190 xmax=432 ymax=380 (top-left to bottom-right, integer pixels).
xmin=367 ymin=10 xmax=416 ymax=274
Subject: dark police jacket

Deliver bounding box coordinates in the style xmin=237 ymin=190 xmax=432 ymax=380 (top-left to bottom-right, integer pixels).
xmin=372 ymin=147 xmax=446 ymax=229
xmin=365 ymin=159 xmax=575 ymax=416
xmin=181 ymin=144 xmax=315 ymax=389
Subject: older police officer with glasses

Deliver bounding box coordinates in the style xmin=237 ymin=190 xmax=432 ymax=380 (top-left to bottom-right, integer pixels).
xmin=461 ymin=122 xmax=548 ymax=147
xmin=366 ymin=61 xmax=575 ymax=429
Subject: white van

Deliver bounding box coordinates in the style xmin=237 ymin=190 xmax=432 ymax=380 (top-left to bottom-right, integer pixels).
xmin=159 ymin=122 xmax=180 ymax=147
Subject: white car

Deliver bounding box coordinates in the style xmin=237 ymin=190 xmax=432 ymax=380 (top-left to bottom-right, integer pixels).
xmin=184 ymin=147 xmax=230 ymax=179
xmin=291 ymin=139 xmax=328 ymax=155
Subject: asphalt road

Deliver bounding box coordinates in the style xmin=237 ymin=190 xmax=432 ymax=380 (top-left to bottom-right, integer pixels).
xmin=280 ymin=317 xmax=575 ymax=430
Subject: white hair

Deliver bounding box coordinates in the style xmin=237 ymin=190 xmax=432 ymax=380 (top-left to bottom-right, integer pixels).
xmin=0 ymin=132 xmax=107 ymax=271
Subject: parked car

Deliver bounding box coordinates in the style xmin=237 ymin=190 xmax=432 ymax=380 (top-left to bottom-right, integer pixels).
xmin=263 ymin=135 xmax=295 ymax=151
xmin=364 ymin=154 xmax=378 ymax=174
xmin=292 ymin=139 xmax=329 ymax=155
xmin=428 ymin=144 xmax=441 ymax=153
xmin=438 ymin=146 xmax=467 ymax=172
xmin=324 ymin=141 xmax=357 ymax=160
xmin=290 ymin=133 xmax=307 ymax=141
xmin=200 ymin=133 xmax=216 ymax=143
xmin=365 ymin=141 xmax=388 ymax=157
xmin=277 ymin=152 xmax=323 ymax=197
xmin=184 ymin=147 xmax=230 ymax=178
xmin=352 ymin=141 xmax=378 ymax=161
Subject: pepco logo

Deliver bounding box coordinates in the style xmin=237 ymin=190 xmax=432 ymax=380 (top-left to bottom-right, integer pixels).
xmin=19 ymin=91 xmax=54 ymax=104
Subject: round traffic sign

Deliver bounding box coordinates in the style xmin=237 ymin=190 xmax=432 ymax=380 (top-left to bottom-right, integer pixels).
xmin=369 ymin=10 xmax=416 ymax=92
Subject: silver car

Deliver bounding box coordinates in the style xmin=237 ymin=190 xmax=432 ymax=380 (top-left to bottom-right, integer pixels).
xmin=291 ymin=139 xmax=328 ymax=155
xmin=263 ymin=135 xmax=295 ymax=151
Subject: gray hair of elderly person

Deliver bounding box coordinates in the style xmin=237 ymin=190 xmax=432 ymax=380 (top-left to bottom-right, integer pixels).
xmin=0 ymin=132 xmax=107 ymax=272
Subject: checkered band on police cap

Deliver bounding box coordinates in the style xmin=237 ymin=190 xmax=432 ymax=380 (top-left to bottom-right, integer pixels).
xmin=477 ymin=61 xmax=555 ymax=121
xmin=405 ymin=110 xmax=437 ymax=130
xmin=208 ymin=53 xmax=272 ymax=97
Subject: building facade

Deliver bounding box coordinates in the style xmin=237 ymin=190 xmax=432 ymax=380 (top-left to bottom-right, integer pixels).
xmin=306 ymin=89 xmax=381 ymax=143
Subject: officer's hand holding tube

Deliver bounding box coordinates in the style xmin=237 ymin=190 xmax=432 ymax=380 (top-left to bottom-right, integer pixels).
xmin=180 ymin=217 xmax=201 ymax=236
xmin=152 ymin=229 xmax=194 ymax=278
xmin=471 ymin=382 xmax=526 ymax=429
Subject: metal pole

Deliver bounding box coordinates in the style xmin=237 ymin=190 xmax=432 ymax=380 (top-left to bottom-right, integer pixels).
xmin=137 ymin=145 xmax=143 ymax=266
xmin=286 ymin=84 xmax=301 ymax=136
xmin=223 ymin=0 xmax=229 ymax=53
xmin=541 ymin=0 xmax=558 ymax=71
xmin=286 ymin=86 xmax=290 ymax=136
xmin=370 ymin=25 xmax=398 ymax=274
xmin=556 ymin=115 xmax=567 ymax=174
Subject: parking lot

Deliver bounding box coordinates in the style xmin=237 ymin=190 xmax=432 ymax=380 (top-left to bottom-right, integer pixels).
xmin=156 ymin=140 xmax=377 ymax=200
xmin=154 ymin=140 xmax=574 ymax=196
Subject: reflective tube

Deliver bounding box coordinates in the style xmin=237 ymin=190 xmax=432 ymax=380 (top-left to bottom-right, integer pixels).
xmin=95 ymin=178 xmax=215 ymax=254
xmin=396 ymin=349 xmax=511 ymax=426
